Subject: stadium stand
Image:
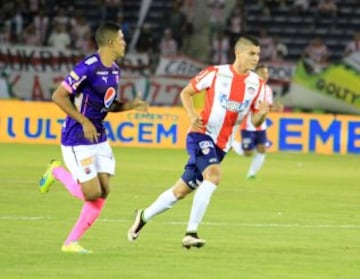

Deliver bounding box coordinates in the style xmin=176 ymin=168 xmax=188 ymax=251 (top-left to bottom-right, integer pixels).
xmin=243 ymin=0 xmax=360 ymax=61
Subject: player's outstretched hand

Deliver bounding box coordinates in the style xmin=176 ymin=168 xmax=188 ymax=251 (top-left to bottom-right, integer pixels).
xmin=132 ymin=96 xmax=149 ymax=112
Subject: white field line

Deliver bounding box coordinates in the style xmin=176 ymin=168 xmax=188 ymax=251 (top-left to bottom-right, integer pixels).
xmin=1 ymin=215 xmax=360 ymax=229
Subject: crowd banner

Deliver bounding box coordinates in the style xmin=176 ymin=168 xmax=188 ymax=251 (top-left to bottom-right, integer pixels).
xmin=2 ymin=45 xmax=360 ymax=115
xmin=0 ymin=45 xmax=151 ymax=100
xmin=285 ymin=54 xmax=360 ymax=115
xmin=1 ymin=100 xmax=359 ymax=154
xmin=155 ymin=55 xmax=206 ymax=77
xmin=119 ymin=75 xmax=189 ymax=106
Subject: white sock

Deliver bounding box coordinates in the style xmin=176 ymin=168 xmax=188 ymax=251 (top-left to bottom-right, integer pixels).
xmin=186 ymin=180 xmax=217 ymax=232
xmin=232 ymin=140 xmax=244 ymax=155
xmin=247 ymin=152 xmax=266 ymax=177
xmin=143 ymin=188 xmax=178 ymax=222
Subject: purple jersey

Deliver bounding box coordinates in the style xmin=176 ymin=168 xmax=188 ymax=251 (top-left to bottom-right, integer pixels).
xmin=60 ymin=53 xmax=120 ymax=146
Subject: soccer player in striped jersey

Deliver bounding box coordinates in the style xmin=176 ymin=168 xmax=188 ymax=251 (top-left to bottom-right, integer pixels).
xmin=232 ymin=64 xmax=284 ymax=179
xmin=128 ymin=34 xmax=270 ymax=248
xmin=39 ymin=22 xmax=148 ymax=253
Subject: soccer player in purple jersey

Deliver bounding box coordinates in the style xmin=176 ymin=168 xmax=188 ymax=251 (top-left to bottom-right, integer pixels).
xmin=39 ymin=22 xmax=148 ymax=254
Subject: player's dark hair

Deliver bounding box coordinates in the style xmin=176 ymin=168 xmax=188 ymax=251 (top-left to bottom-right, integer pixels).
xmin=234 ymin=34 xmax=260 ymax=51
xmin=241 ymin=34 xmax=260 ymax=46
xmin=95 ymin=22 xmax=121 ymax=47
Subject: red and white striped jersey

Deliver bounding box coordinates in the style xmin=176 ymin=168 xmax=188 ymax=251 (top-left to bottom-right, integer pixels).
xmin=240 ymin=83 xmax=273 ymax=131
xmin=190 ymin=64 xmax=266 ymax=152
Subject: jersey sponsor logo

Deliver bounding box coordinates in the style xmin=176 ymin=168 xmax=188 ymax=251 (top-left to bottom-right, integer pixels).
xmin=80 ymin=156 xmax=94 ymax=166
xmin=96 ymin=71 xmax=109 ymax=75
xmin=104 ymin=87 xmax=117 ymax=108
xmin=219 ymin=94 xmax=250 ymax=112
xmin=102 ymin=76 xmax=108 ymax=83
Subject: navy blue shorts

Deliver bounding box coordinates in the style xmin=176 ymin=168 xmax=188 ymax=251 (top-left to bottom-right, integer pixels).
xmin=240 ymin=130 xmax=267 ymax=151
xmin=181 ymin=132 xmax=226 ymax=189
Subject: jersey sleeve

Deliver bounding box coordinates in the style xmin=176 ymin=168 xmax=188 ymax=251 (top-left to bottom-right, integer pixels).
xmin=61 ymin=56 xmax=95 ymax=94
xmin=190 ymin=66 xmax=217 ymax=93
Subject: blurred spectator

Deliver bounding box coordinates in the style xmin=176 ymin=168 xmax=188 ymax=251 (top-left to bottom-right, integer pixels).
xmin=292 ymin=0 xmax=309 ymax=14
xmin=79 ymin=30 xmax=96 ymax=56
xmin=207 ymin=0 xmax=225 ymax=42
xmin=9 ymin=8 xmax=24 ymax=43
xmin=70 ymin=13 xmax=92 ymax=50
xmin=0 ymin=70 xmax=15 ymax=99
xmin=99 ymin=0 xmax=122 ymax=22
xmin=259 ymin=0 xmax=286 ymax=16
xmin=22 ymin=23 xmax=41 ymax=46
xmin=52 ymin=7 xmax=71 ymax=28
xmin=302 ymin=37 xmax=329 ymax=73
xmin=258 ymin=28 xmax=276 ymax=62
xmin=28 ymin=0 xmax=45 ymax=19
xmin=116 ymin=12 xmax=131 ymax=43
xmin=315 ymin=0 xmax=337 ymax=27
xmin=179 ymin=0 xmax=195 ymax=51
xmin=225 ymin=5 xmax=243 ymax=47
xmin=317 ymin=0 xmax=337 ymax=15
xmin=181 ymin=0 xmax=195 ymax=34
xmin=0 ymin=24 xmax=11 ymax=44
xmin=164 ymin=1 xmax=188 ymax=51
xmin=211 ymin=30 xmax=230 ymax=64
xmin=33 ymin=9 xmax=50 ymax=45
xmin=47 ymin=23 xmax=71 ymax=50
xmin=137 ymin=24 xmax=156 ymax=54
xmin=159 ymin=28 xmax=178 ymax=57
xmin=344 ymin=31 xmax=360 ymax=57
xmin=273 ymin=36 xmax=288 ymax=61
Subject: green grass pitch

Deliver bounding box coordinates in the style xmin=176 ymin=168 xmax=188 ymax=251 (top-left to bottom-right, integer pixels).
xmin=0 ymin=143 xmax=359 ymax=279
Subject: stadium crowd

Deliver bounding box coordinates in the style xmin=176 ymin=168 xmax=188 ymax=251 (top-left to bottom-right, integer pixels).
xmin=0 ymin=0 xmax=359 ymax=100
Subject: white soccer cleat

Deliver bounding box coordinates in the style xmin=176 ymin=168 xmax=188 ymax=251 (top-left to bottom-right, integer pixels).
xmin=182 ymin=234 xmax=206 ymax=249
xmin=127 ymin=209 xmax=146 ymax=242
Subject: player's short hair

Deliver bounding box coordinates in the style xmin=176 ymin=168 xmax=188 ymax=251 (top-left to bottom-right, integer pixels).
xmin=95 ymin=22 xmax=121 ymax=47
xmin=234 ymin=34 xmax=260 ymax=50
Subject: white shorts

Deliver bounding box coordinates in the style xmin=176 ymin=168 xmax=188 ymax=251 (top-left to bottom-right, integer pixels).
xmin=61 ymin=141 xmax=115 ymax=183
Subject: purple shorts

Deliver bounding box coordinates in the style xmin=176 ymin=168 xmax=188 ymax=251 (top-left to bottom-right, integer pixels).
xmin=241 ymin=130 xmax=267 ymax=151
xmin=181 ymin=132 xmax=226 ymax=189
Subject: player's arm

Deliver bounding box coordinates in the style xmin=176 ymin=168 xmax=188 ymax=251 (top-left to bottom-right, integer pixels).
xmin=107 ymin=97 xmax=148 ymax=112
xmin=180 ymin=82 xmax=205 ymax=132
xmin=251 ymin=100 xmax=270 ymax=127
xmin=52 ymin=85 xmax=98 ymax=143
